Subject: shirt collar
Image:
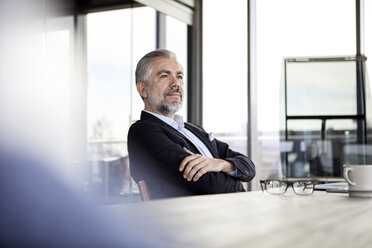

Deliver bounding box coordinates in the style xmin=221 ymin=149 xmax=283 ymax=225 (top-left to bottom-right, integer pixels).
xmin=173 ymin=114 xmax=185 ymax=129
xmin=143 ymin=110 xmax=184 ymax=130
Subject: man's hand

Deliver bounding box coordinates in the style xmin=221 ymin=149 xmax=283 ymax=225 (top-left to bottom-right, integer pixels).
xmin=179 ymin=147 xmax=235 ymax=182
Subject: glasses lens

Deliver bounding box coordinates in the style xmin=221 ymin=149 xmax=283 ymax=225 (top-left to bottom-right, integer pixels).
xmin=293 ymin=181 xmax=314 ymax=195
xmin=265 ymin=180 xmax=287 ymax=194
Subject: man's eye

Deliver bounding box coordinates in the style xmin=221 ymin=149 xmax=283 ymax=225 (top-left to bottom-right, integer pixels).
xmin=177 ymin=76 xmax=183 ymax=80
xmin=160 ymin=74 xmax=168 ymax=79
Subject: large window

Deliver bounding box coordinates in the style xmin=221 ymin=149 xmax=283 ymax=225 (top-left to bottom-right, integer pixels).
xmin=203 ymin=0 xmax=248 ymax=155
xmin=43 ymin=16 xmax=78 ymax=168
xmin=0 ymin=11 xmax=84 ymax=181
xmin=87 ymin=7 xmax=156 ymax=162
xmin=366 ymin=0 xmax=372 ymax=144
xmin=86 ymin=6 xmax=188 ymax=197
xmin=255 ymin=0 xmax=356 ymax=181
xmin=86 ymin=7 xmax=156 ymax=196
xmin=165 ymin=15 xmax=188 ymax=118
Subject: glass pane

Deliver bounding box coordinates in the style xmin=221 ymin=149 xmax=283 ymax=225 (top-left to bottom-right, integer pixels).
xmin=282 ymin=120 xmax=321 ymax=177
xmin=256 ymin=0 xmax=355 ymax=181
xmin=165 ymin=15 xmax=188 ymax=119
xmin=7 ymin=14 xmax=79 ymax=177
xmin=287 ymin=120 xmax=322 ymax=140
xmin=282 ymin=119 xmax=359 ymax=178
xmin=326 ymin=119 xmax=357 ymax=142
xmin=87 ymin=7 xmax=155 ymax=160
xmin=366 ymin=0 xmax=372 ymax=66
xmin=344 ymin=144 xmax=372 ymax=165
xmin=87 ymin=9 xmax=132 ymax=160
xmin=365 ymin=0 xmax=372 ymax=144
xmin=131 ymin=7 xmax=157 ymax=122
xmin=87 ymin=7 xmax=155 ymax=196
xmin=286 ymin=61 xmax=357 ymax=116
xmin=283 ymin=140 xmax=335 ymax=177
xmin=203 ymin=0 xmax=248 ymax=154
xmin=45 ymin=17 xmax=73 ymax=132
xmin=43 ymin=16 xmax=77 ymax=168
xmin=257 ymin=0 xmax=355 ymax=132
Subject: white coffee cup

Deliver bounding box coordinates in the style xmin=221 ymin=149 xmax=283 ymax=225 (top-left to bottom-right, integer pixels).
xmin=343 ymin=165 xmax=372 ymax=197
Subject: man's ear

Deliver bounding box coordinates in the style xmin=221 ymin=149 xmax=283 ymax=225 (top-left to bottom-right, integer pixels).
xmin=136 ymin=82 xmax=148 ymax=99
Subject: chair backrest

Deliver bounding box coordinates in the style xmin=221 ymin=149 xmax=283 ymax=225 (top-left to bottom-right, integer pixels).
xmin=138 ymin=180 xmax=151 ymax=201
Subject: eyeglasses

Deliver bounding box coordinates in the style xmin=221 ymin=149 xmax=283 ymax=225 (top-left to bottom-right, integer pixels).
xmin=260 ymin=179 xmax=317 ymax=195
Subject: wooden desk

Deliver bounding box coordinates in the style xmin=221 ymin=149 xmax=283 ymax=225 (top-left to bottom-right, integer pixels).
xmin=101 ymin=191 xmax=372 ymax=248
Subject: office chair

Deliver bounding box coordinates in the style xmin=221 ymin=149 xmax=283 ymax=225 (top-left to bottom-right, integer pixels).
xmin=138 ymin=180 xmax=151 ymax=201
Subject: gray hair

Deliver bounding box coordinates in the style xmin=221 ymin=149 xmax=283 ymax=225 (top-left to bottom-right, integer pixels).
xmin=135 ymin=49 xmax=178 ymax=84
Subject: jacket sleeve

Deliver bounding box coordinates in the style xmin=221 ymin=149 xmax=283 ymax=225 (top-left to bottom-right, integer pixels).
xmin=213 ymin=138 xmax=256 ymax=182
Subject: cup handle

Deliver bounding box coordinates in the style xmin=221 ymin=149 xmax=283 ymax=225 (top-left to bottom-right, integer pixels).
xmin=344 ymin=167 xmax=356 ymax=186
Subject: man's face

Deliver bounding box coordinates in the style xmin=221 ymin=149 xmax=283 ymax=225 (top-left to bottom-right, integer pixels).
xmin=143 ymin=57 xmax=184 ymax=116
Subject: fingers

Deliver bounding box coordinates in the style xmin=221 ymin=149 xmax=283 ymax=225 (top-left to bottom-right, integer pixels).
xmin=183 ymin=156 xmax=207 ymax=181
xmin=180 ymin=155 xmax=212 ymax=182
xmin=183 ymin=147 xmax=194 ymax=155
xmin=179 ymin=148 xmax=217 ymax=182
xmin=178 ymin=147 xmax=196 ymax=171
xmin=188 ymin=160 xmax=209 ymax=181
xmin=179 ymin=153 xmax=199 ymax=172
xmin=193 ymin=166 xmax=209 ymax=181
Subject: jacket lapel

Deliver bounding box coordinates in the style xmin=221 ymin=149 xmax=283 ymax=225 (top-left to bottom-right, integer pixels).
xmin=140 ymin=111 xmax=197 ymax=146
xmin=184 ymin=123 xmax=219 ymax=158
xmin=140 ymin=111 xmax=219 ymax=158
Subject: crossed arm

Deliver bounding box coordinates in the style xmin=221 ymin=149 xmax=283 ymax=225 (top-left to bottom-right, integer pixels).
xmin=129 ymin=120 xmax=255 ymax=186
xmin=179 ymin=147 xmax=236 ymax=182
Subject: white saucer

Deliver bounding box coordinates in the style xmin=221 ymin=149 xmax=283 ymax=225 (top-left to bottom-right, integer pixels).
xmin=348 ymin=190 xmax=372 ymax=198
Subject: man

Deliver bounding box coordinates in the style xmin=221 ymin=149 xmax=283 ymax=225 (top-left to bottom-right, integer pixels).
xmin=128 ymin=49 xmax=255 ymax=199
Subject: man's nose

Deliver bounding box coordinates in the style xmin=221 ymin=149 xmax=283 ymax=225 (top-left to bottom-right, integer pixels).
xmin=169 ymin=75 xmax=181 ymax=88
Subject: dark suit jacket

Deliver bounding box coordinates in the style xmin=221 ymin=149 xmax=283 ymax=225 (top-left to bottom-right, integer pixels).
xmin=128 ymin=111 xmax=256 ymax=199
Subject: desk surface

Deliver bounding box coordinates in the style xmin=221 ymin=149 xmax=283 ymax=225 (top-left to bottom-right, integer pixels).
xmin=101 ymin=191 xmax=372 ymax=248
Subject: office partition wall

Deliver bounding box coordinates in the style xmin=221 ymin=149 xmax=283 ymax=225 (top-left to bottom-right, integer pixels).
xmin=281 ymin=56 xmax=370 ymax=178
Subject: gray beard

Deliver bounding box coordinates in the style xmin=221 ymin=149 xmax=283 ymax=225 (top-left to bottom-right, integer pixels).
xmin=147 ymin=89 xmax=183 ymax=115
